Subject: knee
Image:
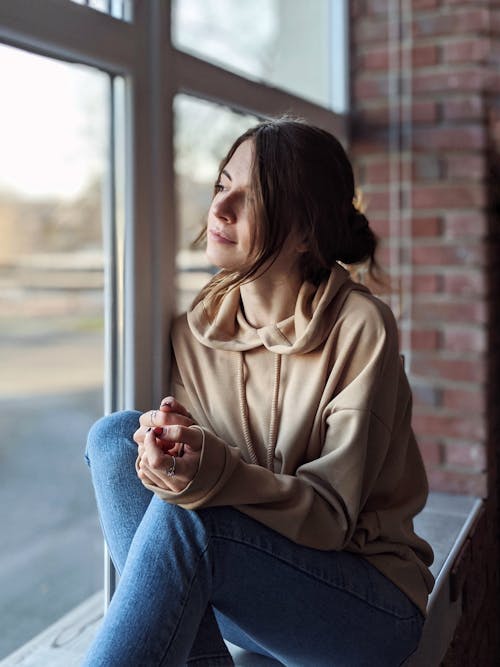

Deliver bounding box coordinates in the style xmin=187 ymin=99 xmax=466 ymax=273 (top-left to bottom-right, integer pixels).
xmin=85 ymin=410 xmax=141 ymax=467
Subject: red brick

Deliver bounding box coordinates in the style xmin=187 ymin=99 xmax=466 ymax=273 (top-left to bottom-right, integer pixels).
xmin=401 ymin=160 xmax=413 ymax=182
xmin=411 ymin=100 xmax=439 ymax=123
xmin=412 ymin=184 xmax=487 ymax=210
xmin=426 ymin=468 xmax=487 ymax=496
xmin=411 ymin=328 xmax=440 ymax=350
xmin=354 ymin=105 xmax=391 ymax=126
xmin=442 ymin=327 xmax=487 ymax=353
xmin=413 ymin=68 xmax=489 ymax=94
xmin=350 ymin=136 xmax=390 ymax=156
xmin=375 ymin=244 xmax=392 ymax=267
xmin=442 ymin=271 xmax=486 ymax=296
xmin=412 ymin=242 xmax=484 ymax=267
xmin=412 ymin=383 xmax=443 ymax=408
xmin=441 ymin=0 xmax=497 ymax=5
xmin=412 ymin=0 xmax=439 ymax=9
xmin=413 ymin=273 xmax=441 ymax=293
xmin=413 ymin=155 xmax=443 ymax=181
xmin=443 ymin=38 xmax=490 ymax=64
xmin=413 ymin=9 xmax=490 ymax=38
xmin=412 ymin=126 xmax=487 ymax=150
xmin=443 ymin=388 xmax=486 ymax=413
xmin=363 ymin=159 xmax=391 ymax=184
xmin=354 ymin=75 xmax=390 ymax=100
xmin=442 ymin=96 xmax=484 ymax=121
xmin=365 ymin=0 xmax=390 ymax=14
xmin=359 ymin=47 xmax=389 ymax=71
xmin=491 ymin=9 xmax=500 ymax=34
xmin=412 ymin=44 xmax=439 ymax=67
xmin=445 ymin=154 xmax=485 ymax=181
xmin=442 ymin=443 xmax=487 ymax=470
xmin=351 ymin=0 xmax=366 ymax=18
xmin=412 ymin=355 xmax=486 ymax=383
xmin=412 ymin=412 xmax=485 ymax=440
xmin=412 ymin=299 xmax=487 ymax=324
xmin=412 ymin=216 xmax=441 ymax=237
xmin=365 ymin=189 xmax=391 ymax=212
xmin=491 ymin=40 xmax=500 ymax=67
xmin=443 ymin=211 xmax=488 ymax=238
xmin=417 ymin=437 xmax=443 ymax=466
xmin=368 ymin=216 xmax=390 ymax=237
xmin=353 ymin=19 xmax=389 ymax=44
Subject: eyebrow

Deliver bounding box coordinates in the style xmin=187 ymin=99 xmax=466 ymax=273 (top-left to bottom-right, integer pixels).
xmin=221 ymin=169 xmax=232 ymax=181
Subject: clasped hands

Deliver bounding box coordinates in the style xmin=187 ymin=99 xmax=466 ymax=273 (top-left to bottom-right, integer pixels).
xmin=133 ymin=397 xmax=203 ymax=493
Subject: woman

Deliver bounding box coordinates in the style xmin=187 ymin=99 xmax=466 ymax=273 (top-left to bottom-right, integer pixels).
xmin=83 ymin=118 xmax=434 ymax=667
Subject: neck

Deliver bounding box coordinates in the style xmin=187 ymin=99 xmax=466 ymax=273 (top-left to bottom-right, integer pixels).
xmin=239 ymin=265 xmax=303 ymax=328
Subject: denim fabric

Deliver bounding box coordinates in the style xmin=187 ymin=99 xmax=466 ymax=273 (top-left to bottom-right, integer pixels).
xmin=83 ymin=411 xmax=424 ymax=667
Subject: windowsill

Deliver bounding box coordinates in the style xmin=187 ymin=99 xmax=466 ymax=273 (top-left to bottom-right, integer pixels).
xmin=0 ymin=492 xmax=482 ymax=667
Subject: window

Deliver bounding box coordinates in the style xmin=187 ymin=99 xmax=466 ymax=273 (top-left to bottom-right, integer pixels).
xmin=0 ymin=43 xmax=109 ymax=657
xmin=172 ymin=0 xmax=349 ymax=112
xmin=0 ymin=0 xmax=346 ymax=656
xmin=174 ymin=95 xmax=259 ymax=312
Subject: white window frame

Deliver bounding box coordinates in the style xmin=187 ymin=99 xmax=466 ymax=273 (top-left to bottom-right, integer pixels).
xmin=0 ymin=0 xmax=348 ymax=613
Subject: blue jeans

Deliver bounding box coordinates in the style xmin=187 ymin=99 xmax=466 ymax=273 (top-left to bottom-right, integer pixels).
xmin=83 ymin=411 xmax=424 ymax=667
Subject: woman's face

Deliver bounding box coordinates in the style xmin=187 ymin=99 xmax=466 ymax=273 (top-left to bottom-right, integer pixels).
xmin=206 ymin=139 xmax=256 ymax=271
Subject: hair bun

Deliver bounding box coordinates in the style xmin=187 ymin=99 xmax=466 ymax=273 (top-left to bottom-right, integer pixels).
xmin=349 ymin=206 xmax=369 ymax=233
xmin=337 ymin=206 xmax=377 ymax=265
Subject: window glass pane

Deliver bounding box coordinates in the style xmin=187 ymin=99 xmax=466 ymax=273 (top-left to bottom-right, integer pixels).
xmin=172 ymin=0 xmax=333 ymax=109
xmin=174 ymin=94 xmax=258 ymax=312
xmin=69 ymin=0 xmax=132 ymax=20
xmin=0 ymin=45 xmax=108 ymax=658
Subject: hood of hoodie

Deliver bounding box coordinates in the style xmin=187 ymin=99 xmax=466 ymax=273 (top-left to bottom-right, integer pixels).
xmin=187 ymin=263 xmax=370 ymax=355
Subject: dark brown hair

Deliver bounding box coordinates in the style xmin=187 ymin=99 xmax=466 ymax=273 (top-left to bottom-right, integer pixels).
xmin=194 ymin=117 xmax=379 ymax=306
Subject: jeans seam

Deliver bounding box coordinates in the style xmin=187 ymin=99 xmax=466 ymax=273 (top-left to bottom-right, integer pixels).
xmin=159 ymin=541 xmax=212 ymax=667
xmin=212 ymin=535 xmax=418 ymax=621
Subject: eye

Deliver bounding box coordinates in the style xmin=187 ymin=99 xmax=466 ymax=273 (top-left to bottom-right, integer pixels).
xmin=214 ymin=181 xmax=224 ymax=193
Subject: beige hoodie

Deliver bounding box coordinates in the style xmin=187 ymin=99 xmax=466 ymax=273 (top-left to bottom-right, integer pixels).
xmin=142 ymin=263 xmax=434 ymax=615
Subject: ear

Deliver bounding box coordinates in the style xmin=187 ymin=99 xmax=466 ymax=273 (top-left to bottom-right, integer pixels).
xmin=296 ymin=240 xmax=308 ymax=254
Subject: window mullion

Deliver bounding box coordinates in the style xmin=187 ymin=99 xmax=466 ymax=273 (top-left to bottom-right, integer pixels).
xmin=0 ymin=0 xmax=135 ymax=73
xmin=123 ymin=0 xmax=176 ymax=411
xmin=172 ymin=49 xmax=347 ymax=140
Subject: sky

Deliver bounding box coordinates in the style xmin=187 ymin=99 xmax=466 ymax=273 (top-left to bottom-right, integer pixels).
xmin=0 ymin=44 xmax=108 ymax=200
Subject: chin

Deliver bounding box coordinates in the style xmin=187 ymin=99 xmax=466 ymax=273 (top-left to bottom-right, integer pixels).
xmin=206 ymin=249 xmax=231 ymax=271
xmin=206 ymin=246 xmax=241 ymax=271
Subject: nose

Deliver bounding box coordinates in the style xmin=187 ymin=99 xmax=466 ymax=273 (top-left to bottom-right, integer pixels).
xmin=211 ymin=193 xmax=235 ymax=224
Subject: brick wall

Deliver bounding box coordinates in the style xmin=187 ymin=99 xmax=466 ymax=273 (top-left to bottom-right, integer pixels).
xmin=349 ymin=1 xmax=499 ymax=664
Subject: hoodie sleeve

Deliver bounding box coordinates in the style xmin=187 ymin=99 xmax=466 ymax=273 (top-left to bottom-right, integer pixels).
xmin=140 ymin=300 xmax=418 ymax=553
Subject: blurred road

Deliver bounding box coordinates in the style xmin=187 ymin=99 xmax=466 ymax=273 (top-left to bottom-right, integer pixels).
xmin=0 ymin=331 xmax=105 ymax=659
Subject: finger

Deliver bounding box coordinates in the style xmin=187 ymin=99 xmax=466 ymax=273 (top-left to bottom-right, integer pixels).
xmin=133 ymin=425 xmax=146 ymax=445
xmin=139 ymin=411 xmax=193 ymax=430
xmin=155 ymin=425 xmax=203 ymax=452
xmin=136 ymin=427 xmax=186 ymax=457
xmin=139 ymin=410 xmax=160 ymax=429
xmin=151 ymin=427 xmax=188 ymax=457
xmin=137 ymin=462 xmax=165 ymax=488
xmin=159 ymin=396 xmax=192 ymax=419
xmin=139 ymin=454 xmax=197 ymax=493
xmin=143 ymin=428 xmax=168 ymax=468
xmin=134 ymin=424 xmax=162 ymax=446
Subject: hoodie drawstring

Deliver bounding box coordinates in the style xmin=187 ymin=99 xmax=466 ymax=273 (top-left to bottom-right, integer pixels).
xmin=237 ymin=352 xmax=282 ymax=470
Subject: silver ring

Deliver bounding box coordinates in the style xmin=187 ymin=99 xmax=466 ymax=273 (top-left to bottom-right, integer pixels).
xmin=166 ymin=456 xmax=176 ymax=477
xmin=150 ymin=410 xmax=157 ymax=427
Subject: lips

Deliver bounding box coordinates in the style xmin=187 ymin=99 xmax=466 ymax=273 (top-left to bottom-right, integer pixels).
xmin=208 ymin=228 xmax=236 ymax=244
